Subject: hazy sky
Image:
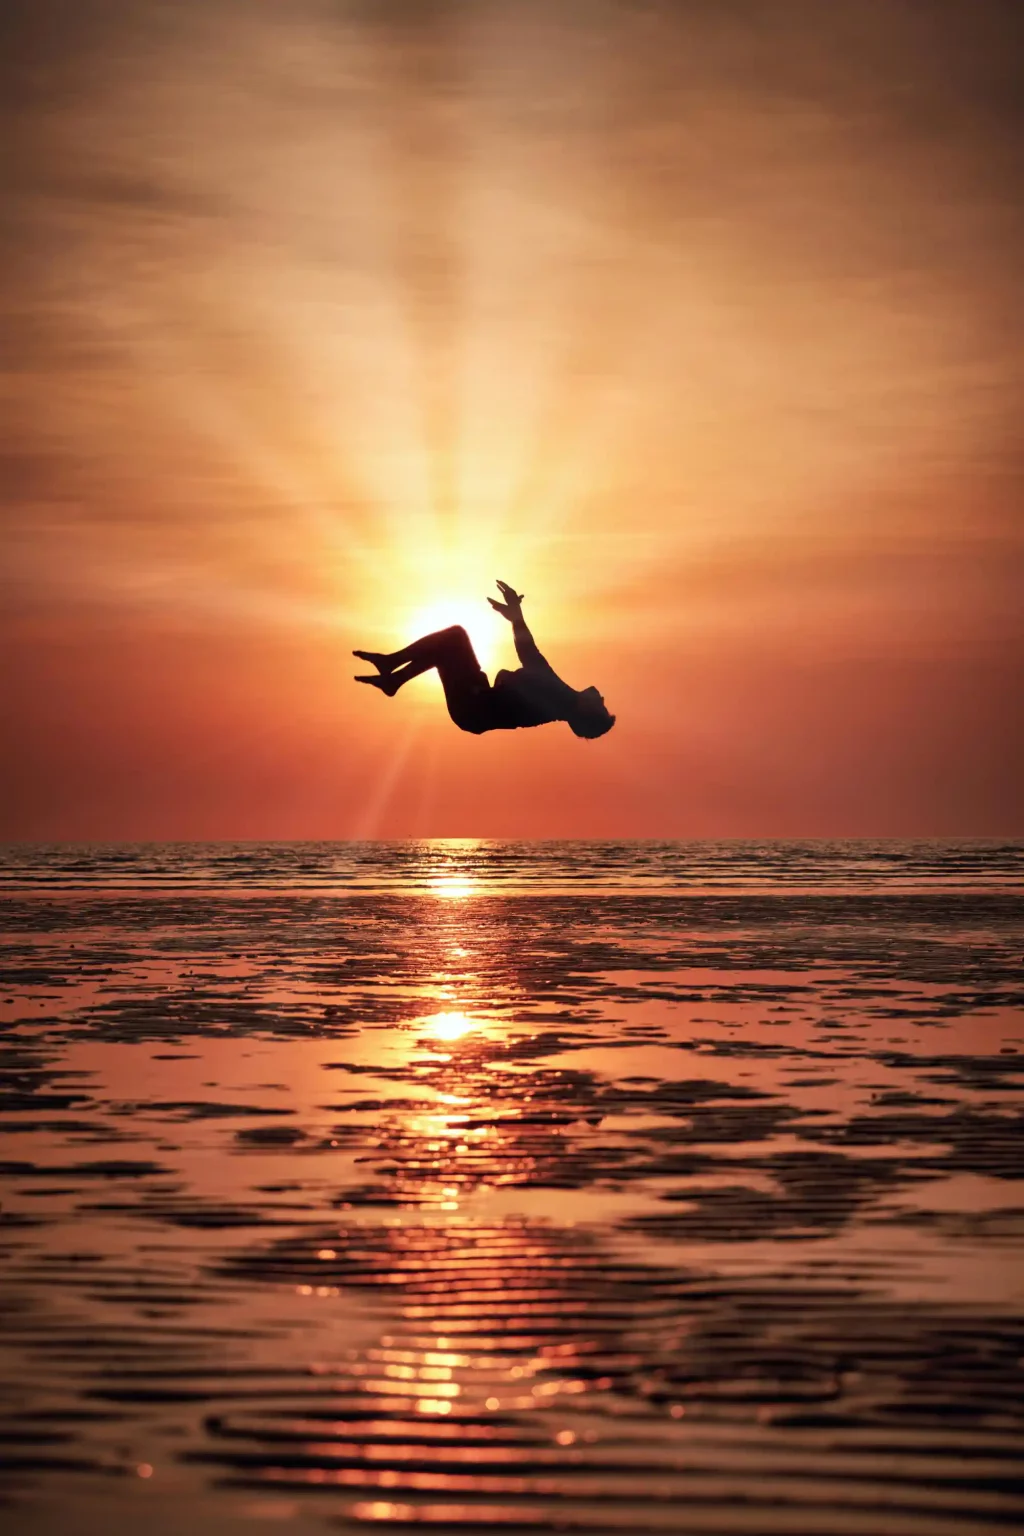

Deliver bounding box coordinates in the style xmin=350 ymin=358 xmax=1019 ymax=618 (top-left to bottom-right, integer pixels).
xmin=2 ymin=0 xmax=1021 ymax=839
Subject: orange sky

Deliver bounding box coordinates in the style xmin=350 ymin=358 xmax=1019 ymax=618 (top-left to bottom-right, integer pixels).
xmin=2 ymin=0 xmax=1022 ymax=839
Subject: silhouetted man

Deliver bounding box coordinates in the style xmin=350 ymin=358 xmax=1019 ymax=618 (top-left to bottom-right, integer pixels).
xmin=354 ymin=581 xmax=615 ymax=739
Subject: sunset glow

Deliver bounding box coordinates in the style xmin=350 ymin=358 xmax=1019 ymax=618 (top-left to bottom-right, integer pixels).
xmin=1 ymin=2 xmax=1020 ymax=839
xmin=4 ymin=12 xmax=1022 ymax=1534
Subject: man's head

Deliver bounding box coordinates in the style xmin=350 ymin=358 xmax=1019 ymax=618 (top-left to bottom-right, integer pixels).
xmin=567 ymin=685 xmax=616 ymax=739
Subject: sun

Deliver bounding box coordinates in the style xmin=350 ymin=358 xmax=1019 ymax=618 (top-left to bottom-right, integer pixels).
xmin=401 ymin=595 xmax=504 ymax=674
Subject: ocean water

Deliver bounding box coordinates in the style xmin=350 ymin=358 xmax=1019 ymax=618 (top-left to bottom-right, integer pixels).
xmin=1 ymin=841 xmax=1022 ymax=1534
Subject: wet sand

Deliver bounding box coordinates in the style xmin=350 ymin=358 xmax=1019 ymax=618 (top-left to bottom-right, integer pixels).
xmin=1 ymin=855 xmax=1023 ymax=1533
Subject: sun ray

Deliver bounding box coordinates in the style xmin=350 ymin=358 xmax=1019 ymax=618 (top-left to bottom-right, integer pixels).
xmin=348 ymin=711 xmax=426 ymax=841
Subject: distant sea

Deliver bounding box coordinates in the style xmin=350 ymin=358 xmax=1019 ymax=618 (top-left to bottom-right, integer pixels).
xmin=4 ymin=837 xmax=1023 ymax=893
xmin=2 ymin=841 xmax=1022 ymax=1535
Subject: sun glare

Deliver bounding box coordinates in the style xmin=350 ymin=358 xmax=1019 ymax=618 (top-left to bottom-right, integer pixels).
xmin=429 ymin=874 xmax=477 ymax=900
xmin=402 ymin=597 xmax=503 ymax=674
xmin=424 ymin=1011 xmax=477 ymax=1043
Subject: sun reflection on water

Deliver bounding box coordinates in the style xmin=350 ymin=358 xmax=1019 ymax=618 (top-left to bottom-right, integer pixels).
xmin=428 ymin=875 xmax=477 ymax=901
xmin=424 ymin=1011 xmax=477 ymax=1043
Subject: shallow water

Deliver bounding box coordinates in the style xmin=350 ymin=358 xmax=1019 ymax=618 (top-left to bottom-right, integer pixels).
xmin=1 ymin=842 xmax=1023 ymax=1534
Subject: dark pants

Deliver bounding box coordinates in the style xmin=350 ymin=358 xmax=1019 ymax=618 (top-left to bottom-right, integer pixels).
xmin=394 ymin=627 xmax=495 ymax=734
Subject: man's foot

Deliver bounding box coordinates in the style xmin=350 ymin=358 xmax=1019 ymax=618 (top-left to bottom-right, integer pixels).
xmin=354 ymin=673 xmax=400 ymax=697
xmin=353 ymin=649 xmax=395 ymax=673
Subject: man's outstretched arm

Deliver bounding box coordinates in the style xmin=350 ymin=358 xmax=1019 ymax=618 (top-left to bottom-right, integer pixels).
xmin=488 ymin=579 xmax=547 ymax=669
xmin=511 ymin=610 xmax=545 ymax=669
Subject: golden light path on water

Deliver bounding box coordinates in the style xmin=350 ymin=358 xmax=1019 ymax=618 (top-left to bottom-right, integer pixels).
xmin=428 ymin=873 xmax=481 ymax=902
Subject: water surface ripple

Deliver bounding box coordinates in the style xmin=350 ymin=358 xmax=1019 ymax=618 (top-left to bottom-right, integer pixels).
xmin=1 ymin=841 xmax=1022 ymax=1534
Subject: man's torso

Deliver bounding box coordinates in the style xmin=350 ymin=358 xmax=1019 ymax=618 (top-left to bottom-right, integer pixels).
xmin=490 ymin=664 xmax=573 ymax=729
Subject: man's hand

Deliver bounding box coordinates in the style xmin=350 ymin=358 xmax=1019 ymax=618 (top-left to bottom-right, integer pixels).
xmin=487 ymin=579 xmax=525 ymax=620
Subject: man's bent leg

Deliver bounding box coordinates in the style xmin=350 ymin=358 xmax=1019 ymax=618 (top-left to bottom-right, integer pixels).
xmin=363 ymin=626 xmax=487 ymax=701
xmin=431 ymin=628 xmax=494 ymax=732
